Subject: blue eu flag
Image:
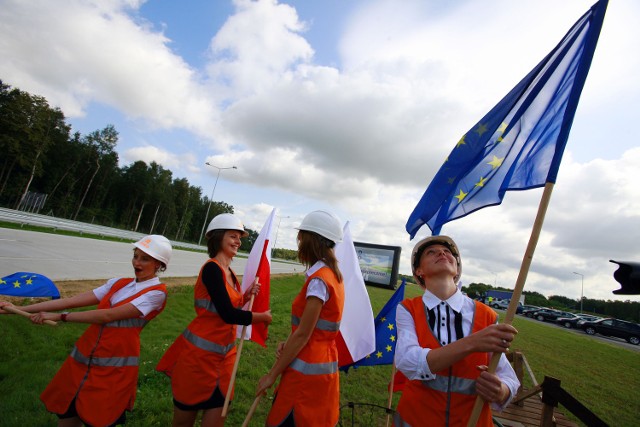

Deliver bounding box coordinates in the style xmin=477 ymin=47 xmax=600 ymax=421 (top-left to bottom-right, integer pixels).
xmin=406 ymin=0 xmax=608 ymax=238
xmin=0 ymin=272 xmax=60 ymax=299
xmin=342 ymin=279 xmax=406 ymax=370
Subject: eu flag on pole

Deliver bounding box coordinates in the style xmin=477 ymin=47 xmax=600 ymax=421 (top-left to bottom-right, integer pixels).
xmin=341 ymin=279 xmax=405 ymax=371
xmin=406 ymin=0 xmax=608 ymax=238
xmin=0 ymin=272 xmax=60 ymax=299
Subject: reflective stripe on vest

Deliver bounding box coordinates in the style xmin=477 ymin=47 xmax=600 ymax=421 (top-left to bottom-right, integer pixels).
xmin=421 ymin=374 xmax=477 ymax=395
xmin=182 ymin=329 xmax=235 ymax=355
xmin=291 ymin=315 xmax=341 ymax=332
xmin=70 ymin=346 xmax=139 ymax=367
xmin=195 ymin=299 xmax=218 ymax=314
xmin=289 ymin=358 xmax=338 ymax=375
xmin=105 ymin=318 xmax=148 ymax=328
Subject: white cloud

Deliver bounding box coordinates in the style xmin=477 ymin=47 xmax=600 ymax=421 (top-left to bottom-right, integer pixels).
xmin=1 ymin=0 xmax=638 ymax=303
xmin=122 ymin=145 xmax=197 ymax=172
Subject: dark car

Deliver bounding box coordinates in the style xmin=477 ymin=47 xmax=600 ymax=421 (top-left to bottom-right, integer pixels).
xmin=521 ymin=305 xmax=542 ymax=317
xmin=532 ymin=309 xmax=569 ymax=322
xmin=555 ymin=314 xmax=599 ymax=329
xmin=580 ymin=318 xmax=640 ymax=345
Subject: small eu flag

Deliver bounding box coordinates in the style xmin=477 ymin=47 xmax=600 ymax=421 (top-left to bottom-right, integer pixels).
xmin=0 ymin=272 xmax=60 ymax=299
xmin=406 ymin=0 xmax=608 ymax=238
xmin=342 ymin=279 xmax=406 ymax=370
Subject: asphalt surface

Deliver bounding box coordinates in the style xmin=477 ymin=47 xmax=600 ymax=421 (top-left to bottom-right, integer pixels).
xmin=0 ymin=227 xmax=302 ymax=281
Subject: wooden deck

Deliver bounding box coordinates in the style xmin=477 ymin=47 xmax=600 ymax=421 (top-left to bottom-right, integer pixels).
xmin=493 ymin=388 xmax=579 ymax=427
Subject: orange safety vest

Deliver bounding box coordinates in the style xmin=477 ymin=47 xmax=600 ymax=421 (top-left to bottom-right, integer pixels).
xmin=266 ymin=266 xmax=345 ymax=427
xmin=40 ymin=278 xmax=167 ymax=427
xmin=394 ymin=298 xmax=496 ymax=427
xmin=155 ymin=259 xmax=245 ymax=405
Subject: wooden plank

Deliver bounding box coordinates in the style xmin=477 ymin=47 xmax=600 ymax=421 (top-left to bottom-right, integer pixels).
xmin=493 ymin=388 xmax=579 ymax=427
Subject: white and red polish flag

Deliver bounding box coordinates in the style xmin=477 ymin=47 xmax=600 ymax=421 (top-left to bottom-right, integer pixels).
xmin=238 ymin=208 xmax=275 ymax=347
xmin=334 ymin=221 xmax=375 ymax=366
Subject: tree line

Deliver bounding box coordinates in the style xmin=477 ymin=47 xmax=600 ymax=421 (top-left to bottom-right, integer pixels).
xmin=0 ymin=79 xmax=257 ymax=249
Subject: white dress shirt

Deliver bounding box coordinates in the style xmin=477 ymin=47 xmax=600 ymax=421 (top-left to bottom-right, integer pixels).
xmin=93 ymin=277 xmax=166 ymax=317
xmin=395 ymin=287 xmax=520 ymax=410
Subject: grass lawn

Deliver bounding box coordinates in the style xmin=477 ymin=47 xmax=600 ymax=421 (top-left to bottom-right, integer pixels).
xmin=1 ymin=276 xmax=638 ymax=426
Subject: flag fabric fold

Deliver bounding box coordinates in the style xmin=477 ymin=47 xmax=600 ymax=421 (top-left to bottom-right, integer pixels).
xmin=406 ymin=0 xmax=608 ymax=238
xmin=0 ymin=272 xmax=60 ymax=299
xmin=341 ymin=279 xmax=406 ymax=371
xmin=334 ymin=221 xmax=376 ymax=367
xmin=238 ymin=208 xmax=276 ymax=347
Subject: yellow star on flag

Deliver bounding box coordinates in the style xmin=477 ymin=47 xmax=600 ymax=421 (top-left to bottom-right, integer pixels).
xmin=475 ymin=123 xmax=488 ymax=136
xmin=487 ymin=155 xmax=504 ymax=169
xmin=387 ymin=323 xmax=394 ymax=331
xmin=13 ymin=280 xmax=21 ymax=288
xmin=475 ymin=176 xmax=487 ymax=188
xmin=455 ymin=189 xmax=468 ymax=203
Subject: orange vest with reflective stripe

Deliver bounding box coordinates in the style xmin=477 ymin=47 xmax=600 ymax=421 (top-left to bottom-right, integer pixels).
xmin=395 ymin=298 xmax=495 ymax=427
xmin=266 ymin=266 xmax=344 ymax=427
xmin=40 ymin=278 xmax=167 ymax=427
xmin=156 ymin=259 xmax=245 ymax=405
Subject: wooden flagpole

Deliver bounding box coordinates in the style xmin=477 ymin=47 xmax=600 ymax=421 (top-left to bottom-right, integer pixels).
xmin=222 ymin=293 xmax=256 ymax=417
xmin=242 ymin=394 xmax=263 ymax=427
xmin=2 ymin=305 xmax=57 ymax=326
xmin=386 ymin=363 xmax=397 ymax=427
xmin=467 ymin=182 xmax=555 ymax=426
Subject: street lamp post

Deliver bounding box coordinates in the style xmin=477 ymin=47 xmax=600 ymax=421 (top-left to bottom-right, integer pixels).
xmin=272 ymin=215 xmax=290 ymax=256
xmin=573 ymin=271 xmax=584 ymax=313
xmin=198 ymin=163 xmax=237 ymax=246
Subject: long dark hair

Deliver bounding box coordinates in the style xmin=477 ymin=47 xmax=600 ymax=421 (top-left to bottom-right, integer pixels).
xmin=297 ymin=230 xmax=343 ymax=282
xmin=206 ymin=230 xmax=226 ymax=258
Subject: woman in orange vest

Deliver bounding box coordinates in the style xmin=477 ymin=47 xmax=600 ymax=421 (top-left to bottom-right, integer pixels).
xmin=0 ymin=234 xmax=173 ymax=427
xmin=156 ymin=213 xmax=272 ymax=427
xmin=256 ymin=210 xmax=345 ymax=427
xmin=394 ymin=235 xmax=520 ymax=426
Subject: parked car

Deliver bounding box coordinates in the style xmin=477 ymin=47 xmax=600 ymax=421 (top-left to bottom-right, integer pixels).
xmin=576 ymin=315 xmax=602 ymax=327
xmin=580 ymin=318 xmax=640 ymax=345
xmin=555 ymin=313 xmax=599 ymax=329
xmin=490 ymin=299 xmax=523 ymax=313
xmin=521 ymin=305 xmax=541 ymax=317
xmin=532 ymin=308 xmax=570 ymax=322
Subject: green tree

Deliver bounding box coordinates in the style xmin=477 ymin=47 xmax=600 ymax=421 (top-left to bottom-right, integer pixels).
xmin=73 ymin=125 xmax=118 ymax=220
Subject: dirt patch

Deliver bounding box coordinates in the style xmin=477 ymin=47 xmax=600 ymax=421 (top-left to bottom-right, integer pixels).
xmin=0 ymin=276 xmax=197 ymax=304
xmin=1 ymin=274 xmax=293 ymax=303
xmin=56 ymin=276 xmax=199 ymax=297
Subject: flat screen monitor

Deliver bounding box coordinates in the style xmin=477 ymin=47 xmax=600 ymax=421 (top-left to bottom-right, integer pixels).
xmin=353 ymin=241 xmax=402 ymax=290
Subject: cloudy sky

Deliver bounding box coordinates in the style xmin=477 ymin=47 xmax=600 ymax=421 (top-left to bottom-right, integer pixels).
xmin=1 ymin=0 xmax=639 ymax=302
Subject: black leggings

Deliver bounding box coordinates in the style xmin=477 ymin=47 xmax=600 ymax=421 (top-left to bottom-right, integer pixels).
xmin=57 ymin=398 xmax=126 ymax=426
xmin=173 ymin=386 xmax=226 ymax=411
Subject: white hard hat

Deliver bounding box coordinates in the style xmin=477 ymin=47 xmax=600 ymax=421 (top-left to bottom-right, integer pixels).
xmin=133 ymin=235 xmax=172 ymax=267
xmin=411 ymin=235 xmax=461 ymax=283
xmin=206 ymin=213 xmax=249 ymax=238
xmin=297 ymin=210 xmax=343 ymax=243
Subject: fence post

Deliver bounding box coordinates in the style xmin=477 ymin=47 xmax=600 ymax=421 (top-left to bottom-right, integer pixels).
xmin=540 ymin=376 xmax=561 ymax=427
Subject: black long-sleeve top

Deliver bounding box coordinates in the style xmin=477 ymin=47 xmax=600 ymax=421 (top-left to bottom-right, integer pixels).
xmin=201 ymin=262 xmax=252 ymax=326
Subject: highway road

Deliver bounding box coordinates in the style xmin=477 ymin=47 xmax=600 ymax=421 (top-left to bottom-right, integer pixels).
xmin=0 ymin=228 xmax=303 ymax=282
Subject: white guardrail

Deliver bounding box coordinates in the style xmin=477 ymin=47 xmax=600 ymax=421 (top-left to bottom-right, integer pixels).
xmin=0 ymin=207 xmax=205 ymax=252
